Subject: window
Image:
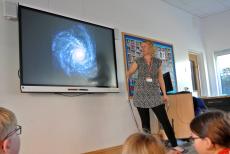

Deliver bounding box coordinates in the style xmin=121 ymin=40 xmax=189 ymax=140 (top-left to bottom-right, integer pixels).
xmin=215 ymin=50 xmax=230 ymax=95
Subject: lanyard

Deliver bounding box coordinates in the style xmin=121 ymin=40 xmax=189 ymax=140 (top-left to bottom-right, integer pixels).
xmin=147 ymin=59 xmax=153 ymax=77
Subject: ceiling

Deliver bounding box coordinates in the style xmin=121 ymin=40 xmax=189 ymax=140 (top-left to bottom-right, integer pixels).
xmin=161 ymin=0 xmax=230 ymax=18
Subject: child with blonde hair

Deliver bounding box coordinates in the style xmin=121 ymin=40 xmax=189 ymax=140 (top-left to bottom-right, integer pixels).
xmin=0 ymin=107 xmax=21 ymax=154
xmin=122 ymin=133 xmax=181 ymax=154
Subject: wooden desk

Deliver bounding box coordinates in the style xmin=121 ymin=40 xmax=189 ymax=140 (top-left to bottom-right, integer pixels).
xmin=160 ymin=93 xmax=194 ymax=139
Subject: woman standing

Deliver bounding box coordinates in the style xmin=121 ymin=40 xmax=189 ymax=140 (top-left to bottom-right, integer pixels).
xmin=127 ymin=40 xmax=181 ymax=150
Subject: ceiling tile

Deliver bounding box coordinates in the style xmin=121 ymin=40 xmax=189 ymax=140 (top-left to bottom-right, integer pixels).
xmin=161 ymin=0 xmax=230 ymax=17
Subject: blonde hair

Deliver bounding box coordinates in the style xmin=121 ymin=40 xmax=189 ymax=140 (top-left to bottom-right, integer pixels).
xmin=122 ymin=133 xmax=166 ymax=154
xmin=141 ymin=40 xmax=156 ymax=55
xmin=0 ymin=107 xmax=17 ymax=140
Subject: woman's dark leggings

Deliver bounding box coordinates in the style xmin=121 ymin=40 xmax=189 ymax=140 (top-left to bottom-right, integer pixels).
xmin=137 ymin=104 xmax=178 ymax=147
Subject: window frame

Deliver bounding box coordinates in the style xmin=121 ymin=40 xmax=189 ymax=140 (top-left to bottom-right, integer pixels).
xmin=214 ymin=49 xmax=230 ymax=95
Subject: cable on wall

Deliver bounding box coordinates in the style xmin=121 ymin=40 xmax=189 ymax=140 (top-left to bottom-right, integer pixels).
xmin=128 ymin=99 xmax=141 ymax=132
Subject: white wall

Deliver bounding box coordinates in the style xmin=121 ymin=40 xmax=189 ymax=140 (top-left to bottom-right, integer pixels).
xmin=0 ymin=0 xmax=206 ymax=153
xmin=202 ymin=10 xmax=230 ymax=96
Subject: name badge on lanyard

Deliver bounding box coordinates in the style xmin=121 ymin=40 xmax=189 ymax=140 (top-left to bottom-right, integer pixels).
xmin=146 ymin=77 xmax=153 ymax=82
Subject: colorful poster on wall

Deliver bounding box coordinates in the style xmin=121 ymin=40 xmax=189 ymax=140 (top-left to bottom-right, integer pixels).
xmin=122 ymin=32 xmax=177 ymax=98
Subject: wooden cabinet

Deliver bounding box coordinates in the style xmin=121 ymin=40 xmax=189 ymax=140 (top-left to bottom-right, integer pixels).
xmin=161 ymin=93 xmax=194 ymax=139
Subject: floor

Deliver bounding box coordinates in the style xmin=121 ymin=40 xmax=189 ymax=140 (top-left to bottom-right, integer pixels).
xmin=166 ymin=140 xmax=198 ymax=154
xmin=181 ymin=142 xmax=198 ymax=154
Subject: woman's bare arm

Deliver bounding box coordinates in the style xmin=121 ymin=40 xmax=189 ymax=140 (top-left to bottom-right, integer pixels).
xmin=158 ymin=64 xmax=168 ymax=103
xmin=127 ymin=62 xmax=138 ymax=79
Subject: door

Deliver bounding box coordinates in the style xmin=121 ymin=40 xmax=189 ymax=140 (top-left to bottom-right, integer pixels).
xmin=189 ymin=53 xmax=201 ymax=96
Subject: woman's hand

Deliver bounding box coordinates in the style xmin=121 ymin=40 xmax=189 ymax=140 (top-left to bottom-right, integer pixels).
xmin=162 ymin=94 xmax=169 ymax=103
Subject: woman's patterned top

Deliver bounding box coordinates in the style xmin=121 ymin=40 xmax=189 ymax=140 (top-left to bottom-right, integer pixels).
xmin=133 ymin=57 xmax=163 ymax=108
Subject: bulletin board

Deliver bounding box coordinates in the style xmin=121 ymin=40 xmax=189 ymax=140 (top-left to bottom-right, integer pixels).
xmin=122 ymin=32 xmax=177 ymax=97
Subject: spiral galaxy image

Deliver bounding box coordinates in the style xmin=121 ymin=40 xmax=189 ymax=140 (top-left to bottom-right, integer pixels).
xmin=51 ymin=25 xmax=98 ymax=78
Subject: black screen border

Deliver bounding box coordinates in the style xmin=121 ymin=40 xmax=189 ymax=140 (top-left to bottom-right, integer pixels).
xmin=18 ymin=5 xmax=119 ymax=93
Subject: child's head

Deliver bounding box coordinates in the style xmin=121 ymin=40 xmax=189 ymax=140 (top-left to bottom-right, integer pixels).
xmin=0 ymin=107 xmax=21 ymax=154
xmin=190 ymin=110 xmax=230 ymax=154
xmin=122 ymin=133 xmax=166 ymax=154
